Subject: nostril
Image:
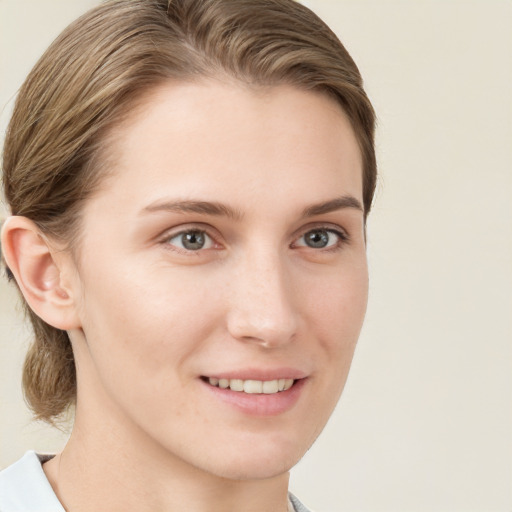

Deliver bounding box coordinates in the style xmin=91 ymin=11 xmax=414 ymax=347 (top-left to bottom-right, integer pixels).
xmin=226 ymin=308 xmax=298 ymax=349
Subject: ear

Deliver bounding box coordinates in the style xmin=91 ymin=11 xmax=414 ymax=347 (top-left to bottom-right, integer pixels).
xmin=1 ymin=216 xmax=81 ymax=330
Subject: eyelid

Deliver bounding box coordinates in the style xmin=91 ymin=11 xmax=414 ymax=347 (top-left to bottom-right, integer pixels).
xmin=295 ymin=221 xmax=349 ymax=239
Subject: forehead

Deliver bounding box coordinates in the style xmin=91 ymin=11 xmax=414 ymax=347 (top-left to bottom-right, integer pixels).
xmin=92 ymin=80 xmax=363 ymax=214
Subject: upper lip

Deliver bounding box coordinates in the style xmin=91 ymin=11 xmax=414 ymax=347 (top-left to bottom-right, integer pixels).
xmin=202 ymin=368 xmax=308 ymax=381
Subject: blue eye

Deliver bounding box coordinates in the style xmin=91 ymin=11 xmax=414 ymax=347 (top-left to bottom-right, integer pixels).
xmin=296 ymin=228 xmax=345 ymax=249
xmin=167 ymin=230 xmax=214 ymax=251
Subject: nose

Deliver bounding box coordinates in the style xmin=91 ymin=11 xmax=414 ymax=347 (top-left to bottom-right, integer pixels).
xmin=226 ymin=250 xmax=298 ymax=348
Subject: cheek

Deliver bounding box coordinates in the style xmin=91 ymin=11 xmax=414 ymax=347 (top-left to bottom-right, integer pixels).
xmin=77 ymin=262 xmax=220 ymax=395
xmin=303 ymin=258 xmax=368 ymax=353
xmin=293 ymin=260 xmax=368 ymax=443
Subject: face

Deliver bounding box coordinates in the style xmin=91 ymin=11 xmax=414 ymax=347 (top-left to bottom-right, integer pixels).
xmin=67 ymin=81 xmax=368 ymax=480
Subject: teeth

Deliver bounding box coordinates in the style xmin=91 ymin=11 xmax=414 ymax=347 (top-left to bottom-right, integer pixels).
xmin=283 ymin=379 xmax=294 ymax=391
xmin=262 ymin=380 xmax=278 ymax=394
xmin=230 ymin=379 xmax=244 ymax=392
xmin=208 ymin=377 xmax=296 ymax=394
xmin=244 ymin=380 xmax=262 ymax=394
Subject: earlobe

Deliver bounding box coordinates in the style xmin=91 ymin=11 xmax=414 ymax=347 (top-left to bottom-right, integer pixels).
xmin=1 ymin=216 xmax=81 ymax=330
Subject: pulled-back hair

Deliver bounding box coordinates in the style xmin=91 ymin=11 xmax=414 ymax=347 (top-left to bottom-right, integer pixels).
xmin=2 ymin=0 xmax=376 ymax=423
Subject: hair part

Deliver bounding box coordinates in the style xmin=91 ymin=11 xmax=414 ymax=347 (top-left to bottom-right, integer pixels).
xmin=2 ymin=0 xmax=376 ymax=423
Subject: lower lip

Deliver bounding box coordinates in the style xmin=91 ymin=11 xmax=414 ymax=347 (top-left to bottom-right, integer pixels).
xmin=201 ymin=378 xmax=307 ymax=416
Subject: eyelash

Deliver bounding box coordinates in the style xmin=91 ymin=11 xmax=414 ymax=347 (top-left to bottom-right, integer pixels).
xmin=159 ymin=224 xmax=349 ymax=255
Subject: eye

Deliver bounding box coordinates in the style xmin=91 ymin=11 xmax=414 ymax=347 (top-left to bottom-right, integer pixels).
xmin=166 ymin=229 xmax=214 ymax=251
xmin=294 ymin=228 xmax=346 ymax=250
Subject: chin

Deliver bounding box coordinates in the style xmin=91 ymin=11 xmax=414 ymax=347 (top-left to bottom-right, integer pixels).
xmin=192 ymin=432 xmax=312 ymax=481
xmin=206 ymin=453 xmax=299 ymax=481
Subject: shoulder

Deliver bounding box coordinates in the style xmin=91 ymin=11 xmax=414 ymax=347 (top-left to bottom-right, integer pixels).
xmin=0 ymin=451 xmax=64 ymax=512
xmin=289 ymin=492 xmax=316 ymax=512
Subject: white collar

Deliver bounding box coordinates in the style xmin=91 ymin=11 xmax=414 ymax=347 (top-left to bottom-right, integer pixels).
xmin=0 ymin=451 xmax=65 ymax=512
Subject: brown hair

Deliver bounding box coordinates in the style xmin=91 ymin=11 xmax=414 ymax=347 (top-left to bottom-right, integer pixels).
xmin=2 ymin=0 xmax=377 ymax=423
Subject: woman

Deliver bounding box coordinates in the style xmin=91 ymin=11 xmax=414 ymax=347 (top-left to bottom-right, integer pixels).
xmin=0 ymin=0 xmax=376 ymax=510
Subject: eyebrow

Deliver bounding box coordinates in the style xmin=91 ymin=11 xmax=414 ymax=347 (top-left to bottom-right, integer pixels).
xmin=141 ymin=195 xmax=363 ymax=220
xmin=142 ymin=199 xmax=244 ymax=220
xmin=301 ymin=195 xmax=363 ymax=218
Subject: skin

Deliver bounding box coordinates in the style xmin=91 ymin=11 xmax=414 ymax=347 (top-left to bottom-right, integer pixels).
xmin=3 ymin=81 xmax=368 ymax=512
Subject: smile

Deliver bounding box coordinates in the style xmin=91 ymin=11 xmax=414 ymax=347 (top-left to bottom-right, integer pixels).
xmin=205 ymin=377 xmax=295 ymax=394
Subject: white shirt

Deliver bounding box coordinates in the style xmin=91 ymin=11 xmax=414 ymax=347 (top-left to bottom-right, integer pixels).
xmin=0 ymin=452 xmax=311 ymax=512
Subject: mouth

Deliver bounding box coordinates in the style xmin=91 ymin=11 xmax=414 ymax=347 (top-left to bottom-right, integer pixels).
xmin=202 ymin=376 xmax=295 ymax=394
xmin=200 ymin=374 xmax=306 ymax=416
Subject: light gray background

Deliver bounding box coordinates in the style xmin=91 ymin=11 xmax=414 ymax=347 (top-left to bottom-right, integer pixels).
xmin=1 ymin=1 xmax=511 ymax=511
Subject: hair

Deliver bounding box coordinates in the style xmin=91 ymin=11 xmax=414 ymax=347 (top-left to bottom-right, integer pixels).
xmin=2 ymin=0 xmax=377 ymax=423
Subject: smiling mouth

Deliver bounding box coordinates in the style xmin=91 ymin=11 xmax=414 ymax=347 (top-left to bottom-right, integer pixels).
xmin=202 ymin=377 xmax=295 ymax=394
